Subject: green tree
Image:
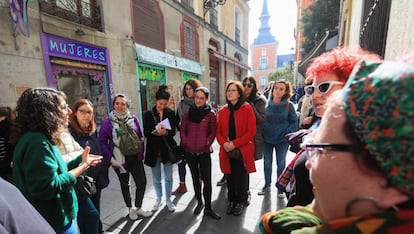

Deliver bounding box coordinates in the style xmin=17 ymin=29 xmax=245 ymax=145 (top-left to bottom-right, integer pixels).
xmin=268 ymin=67 xmax=294 ymax=84
xmin=301 ymin=0 xmax=340 ymax=55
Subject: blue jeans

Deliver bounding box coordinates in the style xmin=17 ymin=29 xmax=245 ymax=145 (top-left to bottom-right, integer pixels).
xmin=177 ymin=160 xmax=187 ymax=183
xmin=77 ymin=198 xmax=99 ymax=234
xmin=151 ymin=157 xmax=173 ymax=200
xmin=58 ymin=219 xmax=78 ymax=234
xmin=263 ymin=141 xmax=289 ymax=188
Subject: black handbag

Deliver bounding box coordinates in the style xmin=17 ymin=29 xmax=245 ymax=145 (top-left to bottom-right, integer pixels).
xmin=227 ymin=148 xmax=243 ymax=161
xmin=162 ymin=137 xmax=184 ymax=164
xmin=74 ymin=174 xmax=97 ymax=200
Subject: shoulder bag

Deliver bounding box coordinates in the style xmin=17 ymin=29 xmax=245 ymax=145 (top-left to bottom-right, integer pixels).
xmin=74 ymin=172 xmax=97 ymax=200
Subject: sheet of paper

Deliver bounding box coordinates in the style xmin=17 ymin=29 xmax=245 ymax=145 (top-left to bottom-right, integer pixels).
xmin=156 ymin=118 xmax=172 ymax=130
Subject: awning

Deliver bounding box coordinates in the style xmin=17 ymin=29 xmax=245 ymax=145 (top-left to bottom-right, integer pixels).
xmin=208 ymin=49 xmax=251 ymax=70
xmin=297 ymin=30 xmax=338 ymax=77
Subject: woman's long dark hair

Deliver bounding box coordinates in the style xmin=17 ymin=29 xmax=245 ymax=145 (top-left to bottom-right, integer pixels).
xmin=242 ymin=76 xmax=258 ymax=101
xmin=10 ymin=88 xmax=66 ymax=145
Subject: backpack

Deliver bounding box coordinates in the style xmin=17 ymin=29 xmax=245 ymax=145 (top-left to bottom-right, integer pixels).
xmin=117 ymin=119 xmax=143 ymax=156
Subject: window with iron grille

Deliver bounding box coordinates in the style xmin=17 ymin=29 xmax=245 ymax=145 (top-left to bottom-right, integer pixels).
xmin=181 ymin=19 xmax=199 ymax=61
xmin=210 ymin=8 xmax=218 ymax=30
xmin=39 ymin=0 xmax=101 ymax=30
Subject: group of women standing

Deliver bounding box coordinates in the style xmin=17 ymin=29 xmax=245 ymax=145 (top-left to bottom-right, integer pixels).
xmin=8 ymin=74 xmax=299 ymax=233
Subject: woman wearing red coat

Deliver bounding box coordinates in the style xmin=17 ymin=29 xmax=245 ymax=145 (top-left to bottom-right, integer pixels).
xmin=216 ymin=80 xmax=256 ymax=216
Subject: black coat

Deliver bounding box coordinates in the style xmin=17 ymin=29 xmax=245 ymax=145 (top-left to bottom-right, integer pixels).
xmin=69 ymin=127 xmax=110 ymax=189
xmin=143 ymin=106 xmax=176 ymax=167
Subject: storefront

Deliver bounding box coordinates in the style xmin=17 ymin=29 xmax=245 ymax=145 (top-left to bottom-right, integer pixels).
xmin=134 ymin=44 xmax=202 ymax=115
xmin=40 ymin=33 xmax=113 ymax=126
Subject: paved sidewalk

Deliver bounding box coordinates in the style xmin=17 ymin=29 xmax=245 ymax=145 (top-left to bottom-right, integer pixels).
xmin=100 ymin=141 xmax=295 ymax=234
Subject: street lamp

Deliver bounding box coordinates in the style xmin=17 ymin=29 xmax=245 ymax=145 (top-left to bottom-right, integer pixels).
xmin=203 ymin=0 xmax=226 ymax=18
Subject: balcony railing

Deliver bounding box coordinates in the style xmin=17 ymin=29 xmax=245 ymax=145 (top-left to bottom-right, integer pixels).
xmin=39 ymin=0 xmax=102 ymax=31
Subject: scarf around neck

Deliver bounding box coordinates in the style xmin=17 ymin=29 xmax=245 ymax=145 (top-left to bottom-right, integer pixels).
xmin=227 ymin=100 xmax=243 ymax=141
xmin=188 ymin=104 xmax=211 ymax=123
xmin=109 ymin=109 xmax=131 ymax=123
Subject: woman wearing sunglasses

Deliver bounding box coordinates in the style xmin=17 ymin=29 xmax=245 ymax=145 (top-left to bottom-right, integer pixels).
xmin=260 ymin=54 xmax=414 ymax=233
xmin=286 ymin=47 xmax=381 ymax=207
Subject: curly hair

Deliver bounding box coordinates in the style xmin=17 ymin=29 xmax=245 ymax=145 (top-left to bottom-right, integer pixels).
xmin=10 ymin=88 xmax=67 ymax=145
xmin=182 ymin=78 xmax=202 ymax=97
xmin=306 ymin=46 xmax=382 ymax=83
xmin=69 ymin=99 xmax=96 ymax=134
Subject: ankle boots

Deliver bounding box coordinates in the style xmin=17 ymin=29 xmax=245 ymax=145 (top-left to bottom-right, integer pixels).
xmin=172 ymin=183 xmax=187 ymax=195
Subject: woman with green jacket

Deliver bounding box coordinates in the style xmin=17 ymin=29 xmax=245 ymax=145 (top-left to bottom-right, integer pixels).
xmin=11 ymin=88 xmax=102 ymax=233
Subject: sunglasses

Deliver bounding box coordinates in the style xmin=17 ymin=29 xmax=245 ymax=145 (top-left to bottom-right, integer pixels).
xmin=243 ymin=83 xmax=254 ymax=88
xmin=304 ymin=80 xmax=343 ymax=96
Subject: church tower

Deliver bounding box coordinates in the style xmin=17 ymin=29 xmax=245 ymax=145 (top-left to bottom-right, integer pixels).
xmin=250 ymin=0 xmax=279 ymax=90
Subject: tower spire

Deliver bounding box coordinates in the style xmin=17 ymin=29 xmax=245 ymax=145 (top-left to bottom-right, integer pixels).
xmin=253 ymin=0 xmax=276 ymax=44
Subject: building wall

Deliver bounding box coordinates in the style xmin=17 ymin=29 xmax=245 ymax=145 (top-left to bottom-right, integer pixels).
xmin=340 ymin=0 xmax=414 ymax=60
xmin=0 ymin=0 xmax=249 ymax=110
xmin=385 ymin=0 xmax=414 ymax=59
xmin=0 ymin=0 xmax=138 ymax=113
xmin=250 ymin=43 xmax=278 ymax=88
xmin=295 ymin=0 xmax=312 ymax=61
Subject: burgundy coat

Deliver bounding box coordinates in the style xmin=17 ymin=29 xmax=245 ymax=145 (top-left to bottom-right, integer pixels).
xmin=180 ymin=110 xmax=217 ymax=153
xmin=216 ymin=103 xmax=256 ymax=174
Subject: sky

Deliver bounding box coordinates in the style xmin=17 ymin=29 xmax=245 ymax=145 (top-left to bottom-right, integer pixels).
xmin=248 ymin=0 xmax=297 ymax=55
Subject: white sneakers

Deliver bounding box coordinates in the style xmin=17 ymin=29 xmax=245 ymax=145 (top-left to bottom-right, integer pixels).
xmin=129 ymin=207 xmax=138 ymax=220
xmin=136 ymin=208 xmax=152 ymax=217
xmin=151 ymin=199 xmax=176 ymax=212
xmin=129 ymin=207 xmax=153 ymax=220
xmin=166 ymin=200 xmax=176 ymax=212
xmin=152 ymin=199 xmax=163 ymax=211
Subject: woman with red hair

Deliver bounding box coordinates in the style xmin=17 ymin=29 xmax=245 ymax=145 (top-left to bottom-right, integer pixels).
xmin=286 ymin=46 xmax=381 ymax=207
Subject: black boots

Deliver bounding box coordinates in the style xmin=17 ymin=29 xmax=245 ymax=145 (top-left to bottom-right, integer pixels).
xmin=193 ymin=201 xmax=204 ymax=215
xmin=204 ymin=209 xmax=221 ymax=220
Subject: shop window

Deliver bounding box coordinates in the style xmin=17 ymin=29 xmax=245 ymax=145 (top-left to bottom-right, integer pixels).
xmin=138 ymin=65 xmax=166 ymax=112
xmin=57 ymin=73 xmax=106 ymax=126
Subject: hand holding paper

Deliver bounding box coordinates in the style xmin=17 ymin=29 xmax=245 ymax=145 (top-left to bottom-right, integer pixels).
xmin=156 ymin=118 xmax=172 ymax=130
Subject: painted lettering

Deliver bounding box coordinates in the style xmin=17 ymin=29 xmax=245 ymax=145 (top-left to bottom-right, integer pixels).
xmin=99 ymin=52 xmax=105 ymax=61
xmin=93 ymin=50 xmax=98 ymax=59
xmin=45 ymin=36 xmax=106 ymax=63
xmin=77 ymin=46 xmax=83 ymax=57
xmin=49 ymin=40 xmax=59 ymax=52
xmin=68 ymin=44 xmax=76 ymax=55
xmin=84 ymin=47 xmax=91 ymax=58
xmin=60 ymin=43 xmax=67 ymax=54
